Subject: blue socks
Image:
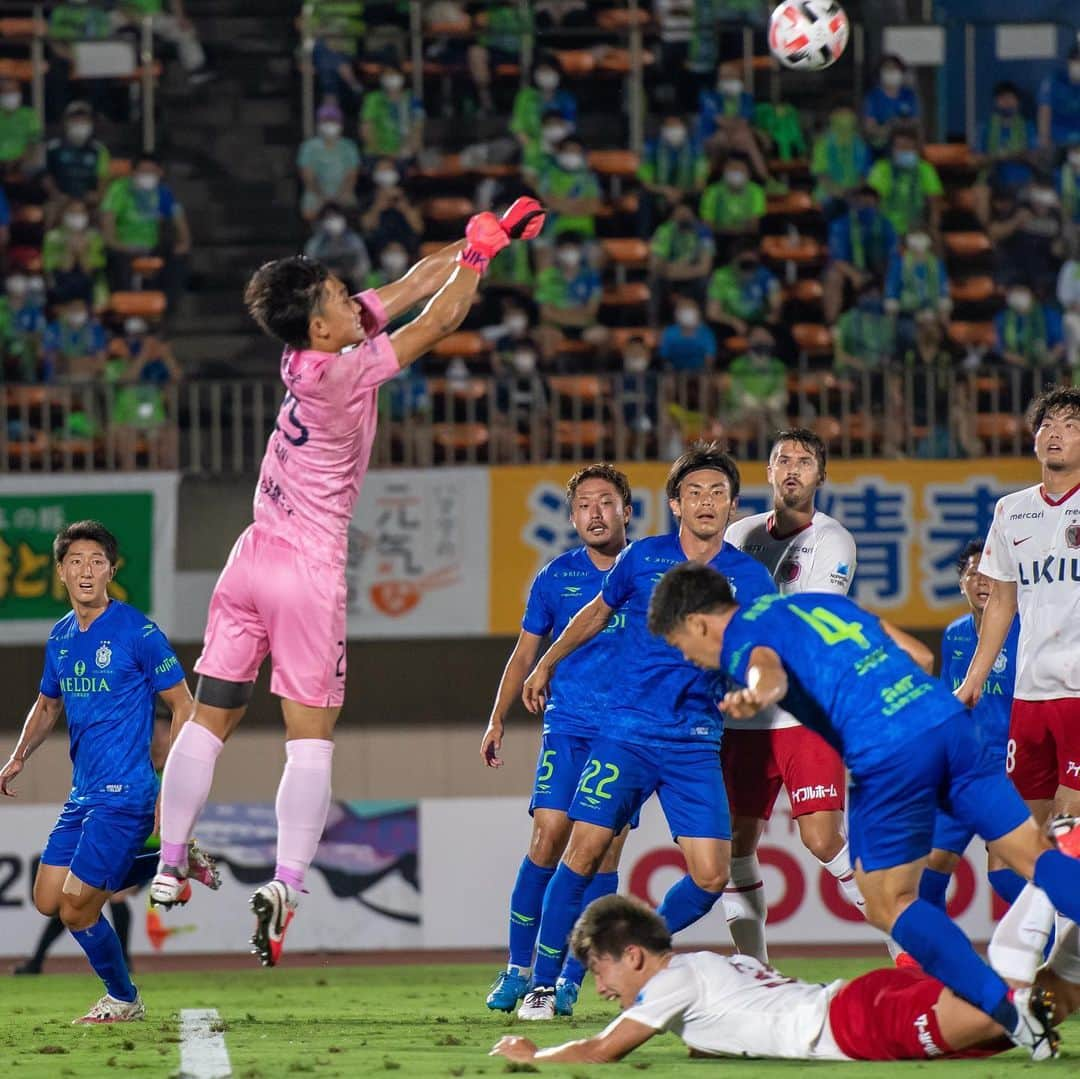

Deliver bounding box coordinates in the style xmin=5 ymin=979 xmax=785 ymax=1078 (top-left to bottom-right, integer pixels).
xmin=657 ymin=874 xmax=722 ymax=934
xmin=891 ymin=900 xmax=1014 ymax=1028
xmin=71 ymin=916 xmax=137 ymax=1002
xmin=507 ymin=857 xmax=556 ymax=969
xmin=532 ymin=864 xmax=591 ymax=987
xmin=1033 ymin=849 xmax=1080 ymax=921
xmin=560 ymin=871 xmax=618 ymax=986
xmin=917 ymin=868 xmax=950 ymax=911
xmin=987 ymin=867 xmax=1027 ymax=907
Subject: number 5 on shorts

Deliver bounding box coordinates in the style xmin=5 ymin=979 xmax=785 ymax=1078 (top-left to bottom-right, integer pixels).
xmin=537 ymin=749 xmax=556 ymax=784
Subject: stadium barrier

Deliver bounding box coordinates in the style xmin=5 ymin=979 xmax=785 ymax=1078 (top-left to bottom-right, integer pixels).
xmin=0 ymin=797 xmax=1000 ymax=956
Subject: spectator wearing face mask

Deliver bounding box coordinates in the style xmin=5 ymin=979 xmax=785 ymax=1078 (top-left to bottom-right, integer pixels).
xmin=303 ymin=203 xmax=370 ymax=291
xmin=1038 ymin=43 xmax=1080 ymax=149
xmin=862 ymin=54 xmax=919 ymax=156
xmin=486 ymin=301 xmax=535 ymax=370
xmin=619 ymin=334 xmax=658 ymax=450
xmin=988 ymin=181 xmax=1065 ymax=296
xmin=537 ymin=138 xmax=602 ymax=242
xmin=637 ymin=116 xmax=710 ymax=237
xmin=100 ymin=154 xmax=191 ymax=303
xmin=867 ymin=125 xmax=943 ymax=238
xmin=835 ymin=281 xmax=897 ymax=372
xmin=696 ymin=63 xmax=770 ymax=182
xmin=649 ymin=200 xmax=715 ymax=318
xmin=972 ymin=82 xmax=1036 ymax=201
xmin=727 ymin=327 xmax=788 ymax=431
xmin=361 ymin=63 xmax=424 ymax=163
xmin=43 ymin=198 xmax=109 ymax=309
xmin=884 ymin=230 xmax=951 ymax=355
xmin=706 ymin=248 xmax=781 ymax=337
xmin=0 ymin=273 xmax=47 ymax=381
xmin=698 ymin=156 xmax=764 ymax=255
xmin=359 ymin=158 xmax=424 ymax=255
xmin=522 ymin=109 xmax=572 ymax=185
xmin=823 ymin=184 xmax=897 ymax=322
xmin=42 ymin=297 xmax=107 ymax=382
xmin=534 ymin=231 xmax=607 ymax=362
xmin=659 ymin=298 xmax=717 ymax=372
xmin=994 ymin=285 xmax=1064 ymax=368
xmin=0 ymin=79 xmax=41 ymax=184
xmin=496 ymin=341 xmax=549 ymax=455
xmin=811 ymin=107 xmax=871 ymax=212
xmin=298 ymin=102 xmax=361 ymax=222
xmin=510 ymin=56 xmax=578 ymax=154
xmin=43 ymin=102 xmax=110 ymax=223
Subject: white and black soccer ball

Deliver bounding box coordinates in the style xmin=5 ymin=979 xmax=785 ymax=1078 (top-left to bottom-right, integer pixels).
xmin=768 ymin=0 xmax=849 ymax=71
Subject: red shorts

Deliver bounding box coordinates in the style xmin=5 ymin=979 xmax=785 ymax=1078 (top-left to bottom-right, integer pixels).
xmin=721 ymin=725 xmax=845 ymax=820
xmin=196 ymin=525 xmax=347 ymax=708
xmin=828 ymin=968 xmax=1002 ymax=1061
xmin=1008 ymin=698 xmax=1080 ymax=801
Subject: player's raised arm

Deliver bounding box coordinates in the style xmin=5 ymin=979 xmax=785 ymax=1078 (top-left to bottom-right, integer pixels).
xmin=491 ymin=1016 xmax=657 ymax=1064
xmin=373 ymin=240 xmax=466 ymax=324
xmin=955 ymin=579 xmax=1017 ymax=706
xmin=0 ymin=693 xmax=63 ymax=796
xmin=720 ymin=646 xmax=788 ymax=719
xmin=522 ymin=593 xmax=614 ymax=714
xmin=482 ymin=629 xmax=543 ymax=767
xmin=880 ymin=620 xmax=935 ymax=674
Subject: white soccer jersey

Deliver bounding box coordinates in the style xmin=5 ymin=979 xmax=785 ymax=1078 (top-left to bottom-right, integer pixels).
xmin=724 ymin=509 xmax=857 ymax=730
xmin=604 ymin=953 xmax=849 ymax=1061
xmin=982 ymin=481 xmax=1080 ymax=700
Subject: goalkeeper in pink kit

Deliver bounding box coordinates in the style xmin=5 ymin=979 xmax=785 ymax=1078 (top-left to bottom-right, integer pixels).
xmin=151 ymin=200 xmax=545 ymax=965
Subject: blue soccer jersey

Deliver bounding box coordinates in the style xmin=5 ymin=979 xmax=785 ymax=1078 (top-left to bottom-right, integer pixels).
xmin=40 ymin=600 xmax=184 ymax=810
xmin=522 ymin=545 xmax=626 ymax=738
xmin=940 ymin=613 xmax=1019 ymax=753
xmin=601 ymin=533 xmax=776 ymax=749
xmin=719 ymin=592 xmax=966 ymax=774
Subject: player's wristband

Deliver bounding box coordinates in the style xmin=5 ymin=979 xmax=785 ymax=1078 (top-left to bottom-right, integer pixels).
xmin=456 ymin=245 xmax=490 ymax=276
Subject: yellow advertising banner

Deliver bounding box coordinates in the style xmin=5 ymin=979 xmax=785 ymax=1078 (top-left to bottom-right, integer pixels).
xmin=488 ymin=458 xmax=1040 ymax=633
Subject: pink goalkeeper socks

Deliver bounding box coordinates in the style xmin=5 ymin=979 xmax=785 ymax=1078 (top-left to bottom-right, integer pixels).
xmin=159 ymin=721 xmax=225 ymax=868
xmin=273 ymin=738 xmax=334 ymax=890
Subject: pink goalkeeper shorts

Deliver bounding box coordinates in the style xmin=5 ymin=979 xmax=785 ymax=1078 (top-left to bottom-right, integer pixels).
xmin=196 ymin=525 xmax=347 ymax=707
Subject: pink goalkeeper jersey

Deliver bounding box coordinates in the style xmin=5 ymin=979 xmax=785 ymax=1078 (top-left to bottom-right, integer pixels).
xmin=252 ymin=289 xmax=400 ymax=566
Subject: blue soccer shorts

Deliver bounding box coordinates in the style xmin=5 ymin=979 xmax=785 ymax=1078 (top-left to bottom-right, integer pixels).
xmin=41 ymin=799 xmax=156 ymax=893
xmin=567 ymin=737 xmax=730 ymax=841
xmin=849 ymin=716 xmax=1029 ymax=873
xmin=531 ymin=732 xmax=641 ymax=829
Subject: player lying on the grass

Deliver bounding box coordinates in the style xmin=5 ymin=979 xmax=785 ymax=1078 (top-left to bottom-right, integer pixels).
xmin=490 ymin=890 xmax=1080 ymax=1064
xmin=0 ymin=521 xmax=216 ymax=1024
xmin=150 ymin=199 xmax=545 ymax=968
xmin=481 ymin=464 xmax=636 ymax=1018
xmin=643 ymin=562 xmax=1080 ymax=1059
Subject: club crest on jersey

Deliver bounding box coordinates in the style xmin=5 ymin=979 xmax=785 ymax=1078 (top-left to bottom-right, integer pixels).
xmin=778 ymin=559 xmax=801 ymax=583
xmin=992 ymin=650 xmax=1008 ymax=674
xmin=1066 ymin=524 xmax=1080 ymax=549
xmin=95 ymin=643 xmax=112 ymax=669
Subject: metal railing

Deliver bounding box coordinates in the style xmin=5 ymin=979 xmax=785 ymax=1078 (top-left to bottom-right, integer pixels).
xmin=1 ymin=364 xmax=1069 ymax=475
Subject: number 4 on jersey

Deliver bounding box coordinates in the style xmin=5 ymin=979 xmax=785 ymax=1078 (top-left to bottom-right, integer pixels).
xmin=791 ymin=606 xmax=870 ymax=649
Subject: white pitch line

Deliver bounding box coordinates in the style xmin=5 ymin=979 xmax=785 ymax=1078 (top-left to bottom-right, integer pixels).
xmin=179 ymin=1008 xmax=232 ymax=1078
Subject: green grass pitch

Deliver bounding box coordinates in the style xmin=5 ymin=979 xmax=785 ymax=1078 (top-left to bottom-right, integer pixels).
xmin=1 ymin=959 xmax=1076 ymax=1077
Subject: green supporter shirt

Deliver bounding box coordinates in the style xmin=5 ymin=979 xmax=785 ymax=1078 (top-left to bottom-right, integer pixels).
xmin=297 ymin=134 xmax=361 ymax=196
xmin=116 ymin=0 xmax=165 ymax=13
xmin=48 ymin=4 xmax=113 ymax=40
xmin=510 ymin=87 xmax=546 ymax=144
xmin=867 ymin=159 xmax=943 ymax=235
xmin=753 ymin=103 xmax=805 ymax=161
xmin=699 ymin=180 xmax=765 ymax=231
xmin=101 ymin=177 xmax=174 ymax=249
xmin=650 ymin=220 xmax=714 ymax=266
xmin=538 ymin=166 xmax=600 ymax=238
xmin=637 ymin=144 xmax=709 ymax=190
xmin=488 ymin=243 xmax=533 ymax=288
xmin=480 ymin=4 xmax=532 ymax=54
xmin=0 ymin=106 xmax=40 ymax=163
xmin=728 ymin=353 xmax=787 ymax=404
xmin=836 ymin=308 xmax=896 ymax=369
xmin=361 ymin=91 xmax=421 ymax=157
xmin=42 ymin=227 xmax=106 ymax=274
xmin=707 ymin=265 xmax=772 ymax=320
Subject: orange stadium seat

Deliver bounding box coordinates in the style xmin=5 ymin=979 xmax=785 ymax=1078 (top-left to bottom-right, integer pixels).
xmin=0 ymin=18 xmax=45 ymax=38
xmin=597 ymin=8 xmax=653 ymax=30
xmin=975 ymin=413 xmax=1022 ymax=441
xmin=948 ymin=321 xmax=996 ymax=349
xmin=588 ymin=150 xmax=641 ymax=179
xmin=0 ymin=59 xmax=39 ymax=81
xmin=432 ymin=423 xmax=489 ymax=454
xmin=553 ymin=419 xmax=610 ymax=454
xmin=601 ymin=237 xmax=649 ymax=267
xmin=923 ymin=143 xmax=974 ymax=170
xmin=548 ymin=375 xmax=605 ymax=406
xmin=785 ymin=278 xmax=824 ymax=304
xmin=600 ymin=281 xmax=651 ymax=310
xmin=413 ymin=154 xmax=466 ymax=181
xmin=766 ymin=190 xmax=814 ymax=216
xmin=760 ymin=235 xmax=825 ymax=265
xmin=553 ymin=50 xmax=596 ymax=77
xmin=949 ymin=276 xmax=996 ymax=303
xmin=723 ymin=335 xmax=747 ymax=354
xmin=423 ymin=197 xmax=474 ymax=223
xmin=944 ymin=231 xmax=992 ymax=257
xmin=611 ymin=326 xmax=658 ymax=352
xmin=108 ymin=157 xmax=132 ymax=178
xmin=430 ymin=331 xmax=489 ymax=361
xmin=597 ymin=48 xmax=655 ymax=74
xmin=792 ymin=323 xmax=833 ymax=357
xmin=949 ymin=187 xmax=978 ymax=214
xmin=109 ymin=291 xmax=167 ymax=319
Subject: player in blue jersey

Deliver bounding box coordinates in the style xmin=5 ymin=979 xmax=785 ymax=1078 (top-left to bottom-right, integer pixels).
xmin=515 ymin=443 xmax=776 ymax=1020
xmin=647 ymin=562 xmax=1080 ymax=1059
xmin=481 ymin=464 xmax=635 ymax=1016
xmin=918 ymin=538 xmax=1024 ymax=919
xmin=0 ymin=521 xmax=193 ymax=1024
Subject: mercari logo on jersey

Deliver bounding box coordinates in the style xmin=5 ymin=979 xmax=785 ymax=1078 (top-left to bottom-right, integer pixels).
xmin=1016 ymin=556 xmax=1080 ymax=586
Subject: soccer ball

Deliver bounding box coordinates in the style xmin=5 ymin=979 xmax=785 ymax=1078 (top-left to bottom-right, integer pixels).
xmin=768 ymin=0 xmax=849 ymax=71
